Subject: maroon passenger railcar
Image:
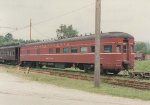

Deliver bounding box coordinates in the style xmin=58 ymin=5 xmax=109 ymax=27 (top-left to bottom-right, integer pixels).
xmin=0 ymin=45 xmax=20 ymax=64
xmin=20 ymin=32 xmax=134 ymax=74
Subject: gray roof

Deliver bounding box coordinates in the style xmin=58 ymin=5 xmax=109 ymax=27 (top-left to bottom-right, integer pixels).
xmin=23 ymin=32 xmax=134 ymax=46
xmin=0 ymin=32 xmax=134 ymax=48
xmin=0 ymin=45 xmax=20 ymax=49
xmin=101 ymin=32 xmax=134 ymax=39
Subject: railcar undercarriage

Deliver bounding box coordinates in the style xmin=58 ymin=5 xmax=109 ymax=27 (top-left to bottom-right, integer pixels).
xmin=20 ymin=61 xmax=122 ymax=75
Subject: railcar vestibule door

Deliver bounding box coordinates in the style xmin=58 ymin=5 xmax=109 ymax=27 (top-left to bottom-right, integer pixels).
xmin=123 ymin=39 xmax=129 ymax=61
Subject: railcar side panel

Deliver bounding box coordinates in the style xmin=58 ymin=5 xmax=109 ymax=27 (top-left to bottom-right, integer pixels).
xmin=20 ymin=35 xmax=134 ymax=72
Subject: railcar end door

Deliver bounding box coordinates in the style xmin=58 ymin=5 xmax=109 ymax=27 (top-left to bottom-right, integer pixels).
xmin=123 ymin=39 xmax=129 ymax=61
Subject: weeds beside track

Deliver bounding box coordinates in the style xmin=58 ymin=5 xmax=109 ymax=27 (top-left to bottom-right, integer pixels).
xmin=1 ymin=64 xmax=150 ymax=90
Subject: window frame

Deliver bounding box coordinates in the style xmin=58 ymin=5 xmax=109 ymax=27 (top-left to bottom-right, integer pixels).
xmin=123 ymin=45 xmax=127 ymax=53
xmin=71 ymin=47 xmax=78 ymax=53
xmin=91 ymin=46 xmax=95 ymax=53
xmin=116 ymin=45 xmax=121 ymax=53
xmin=49 ymin=48 xmax=53 ymax=54
xmin=63 ymin=48 xmax=69 ymax=53
xmin=56 ymin=48 xmax=60 ymax=54
xmin=104 ymin=45 xmax=112 ymax=53
xmin=80 ymin=46 xmax=88 ymax=53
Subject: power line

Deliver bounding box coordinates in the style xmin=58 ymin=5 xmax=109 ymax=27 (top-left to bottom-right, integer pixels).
xmin=32 ymin=26 xmax=54 ymax=39
xmin=33 ymin=2 xmax=95 ymax=26
xmin=2 ymin=2 xmax=94 ymax=37
xmin=1 ymin=25 xmax=29 ymax=35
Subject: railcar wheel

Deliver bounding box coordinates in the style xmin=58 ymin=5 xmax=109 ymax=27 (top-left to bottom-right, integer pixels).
xmin=100 ymin=65 xmax=107 ymax=75
xmin=84 ymin=65 xmax=89 ymax=73
xmin=83 ymin=64 xmax=94 ymax=73
xmin=78 ymin=64 xmax=84 ymax=70
xmin=39 ymin=64 xmax=43 ymax=68
xmin=100 ymin=69 xmax=107 ymax=75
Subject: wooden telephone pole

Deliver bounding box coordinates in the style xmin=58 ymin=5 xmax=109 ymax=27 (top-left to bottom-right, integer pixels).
xmin=30 ymin=19 xmax=32 ymax=41
xmin=94 ymin=0 xmax=101 ymax=87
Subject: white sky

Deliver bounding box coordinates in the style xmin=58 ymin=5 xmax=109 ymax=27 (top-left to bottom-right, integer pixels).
xmin=0 ymin=0 xmax=150 ymax=42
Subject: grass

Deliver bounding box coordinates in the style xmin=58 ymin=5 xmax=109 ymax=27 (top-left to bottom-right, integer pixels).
xmin=134 ymin=60 xmax=150 ymax=72
xmin=0 ymin=66 xmax=150 ymax=101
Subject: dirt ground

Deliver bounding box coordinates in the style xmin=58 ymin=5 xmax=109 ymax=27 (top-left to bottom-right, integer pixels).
xmin=0 ymin=72 xmax=149 ymax=105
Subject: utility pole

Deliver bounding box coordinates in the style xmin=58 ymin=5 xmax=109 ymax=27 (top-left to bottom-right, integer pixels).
xmin=30 ymin=19 xmax=32 ymax=41
xmin=94 ymin=0 xmax=101 ymax=87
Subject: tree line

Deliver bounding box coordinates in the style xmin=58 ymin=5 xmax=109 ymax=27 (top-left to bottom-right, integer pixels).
xmin=0 ymin=33 xmax=40 ymax=46
xmin=135 ymin=41 xmax=150 ymax=54
xmin=0 ymin=24 xmax=79 ymax=46
xmin=0 ymin=24 xmax=150 ymax=54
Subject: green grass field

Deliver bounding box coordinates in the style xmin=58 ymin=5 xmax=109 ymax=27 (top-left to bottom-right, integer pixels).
xmin=134 ymin=60 xmax=150 ymax=72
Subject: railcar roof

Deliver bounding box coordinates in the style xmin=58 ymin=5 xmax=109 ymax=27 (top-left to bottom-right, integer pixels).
xmin=101 ymin=32 xmax=134 ymax=39
xmin=0 ymin=45 xmax=21 ymax=49
xmin=22 ymin=32 xmax=134 ymax=47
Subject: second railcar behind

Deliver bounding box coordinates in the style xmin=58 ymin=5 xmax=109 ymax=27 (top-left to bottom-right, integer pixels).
xmin=0 ymin=45 xmax=20 ymax=65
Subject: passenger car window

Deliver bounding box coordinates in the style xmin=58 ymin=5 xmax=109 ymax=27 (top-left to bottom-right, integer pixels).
xmin=63 ymin=48 xmax=69 ymax=53
xmin=71 ymin=48 xmax=78 ymax=53
xmin=91 ymin=46 xmax=95 ymax=52
xmin=116 ymin=45 xmax=121 ymax=53
xmin=123 ymin=45 xmax=127 ymax=53
xmin=56 ymin=48 xmax=60 ymax=53
xmin=49 ymin=48 xmax=53 ymax=54
xmin=104 ymin=45 xmax=112 ymax=53
xmin=80 ymin=47 xmax=88 ymax=53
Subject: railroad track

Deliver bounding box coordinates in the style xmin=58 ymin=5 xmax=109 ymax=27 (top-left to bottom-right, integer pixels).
xmin=27 ymin=68 xmax=150 ymax=90
xmin=1 ymin=64 xmax=150 ymax=90
xmin=129 ymin=71 xmax=150 ymax=79
xmin=1 ymin=64 xmax=149 ymax=79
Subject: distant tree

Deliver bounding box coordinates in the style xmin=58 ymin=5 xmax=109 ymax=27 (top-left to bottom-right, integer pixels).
xmin=56 ymin=24 xmax=78 ymax=39
xmin=0 ymin=33 xmax=41 ymax=46
xmin=135 ymin=42 xmax=148 ymax=54
xmin=4 ymin=33 xmax=13 ymax=42
xmin=147 ymin=49 xmax=150 ymax=54
xmin=146 ymin=42 xmax=150 ymax=54
xmin=0 ymin=36 xmax=4 ymax=45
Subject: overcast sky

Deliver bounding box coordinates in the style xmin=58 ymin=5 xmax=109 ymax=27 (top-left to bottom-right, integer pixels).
xmin=0 ymin=0 xmax=150 ymax=42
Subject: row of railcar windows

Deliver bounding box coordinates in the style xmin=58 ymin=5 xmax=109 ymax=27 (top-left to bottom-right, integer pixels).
xmin=49 ymin=46 xmax=92 ymax=54
xmin=49 ymin=45 xmax=120 ymax=54
xmin=25 ymin=46 xmax=95 ymax=54
xmin=0 ymin=51 xmax=15 ymax=56
xmin=104 ymin=45 xmax=134 ymax=53
xmin=25 ymin=45 xmax=134 ymax=54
